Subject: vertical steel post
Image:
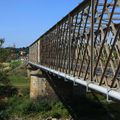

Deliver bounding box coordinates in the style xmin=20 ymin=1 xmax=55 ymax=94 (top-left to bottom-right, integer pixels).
xmin=91 ymin=0 xmax=94 ymax=81
xmin=68 ymin=14 xmax=72 ymax=74
xmin=38 ymin=40 xmax=40 ymax=64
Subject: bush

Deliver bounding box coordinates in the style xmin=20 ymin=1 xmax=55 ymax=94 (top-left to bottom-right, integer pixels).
xmin=10 ymin=60 xmax=22 ymax=69
xmin=40 ymin=101 xmax=69 ymax=119
xmin=0 ymin=48 xmax=11 ymax=63
xmin=0 ymin=86 xmax=17 ymax=97
xmin=21 ymin=100 xmax=52 ymax=114
xmin=7 ymin=95 xmax=69 ymax=119
xmin=0 ymin=110 xmax=8 ymax=120
xmin=0 ymin=101 xmax=9 ymax=120
xmin=51 ymin=112 xmax=61 ymax=119
xmin=8 ymin=96 xmax=52 ymax=116
xmin=0 ymin=71 xmax=10 ymax=85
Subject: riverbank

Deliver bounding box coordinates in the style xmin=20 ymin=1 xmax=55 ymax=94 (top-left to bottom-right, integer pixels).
xmin=0 ymin=61 xmax=70 ymax=120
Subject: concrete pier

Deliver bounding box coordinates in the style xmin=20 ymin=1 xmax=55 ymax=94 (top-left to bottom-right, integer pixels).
xmin=27 ymin=66 xmax=56 ymax=99
xmin=30 ymin=74 xmax=46 ymax=99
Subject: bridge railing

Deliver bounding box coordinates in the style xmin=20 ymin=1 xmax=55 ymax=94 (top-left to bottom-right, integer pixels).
xmin=29 ymin=0 xmax=120 ymax=91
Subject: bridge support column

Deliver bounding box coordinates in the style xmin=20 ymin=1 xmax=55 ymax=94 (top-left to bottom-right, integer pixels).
xmin=30 ymin=74 xmax=46 ymax=99
xmin=29 ymin=68 xmax=56 ymax=99
xmin=30 ymin=70 xmax=46 ymax=99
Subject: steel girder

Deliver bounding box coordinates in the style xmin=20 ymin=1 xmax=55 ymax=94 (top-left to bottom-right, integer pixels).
xmin=29 ymin=0 xmax=120 ymax=99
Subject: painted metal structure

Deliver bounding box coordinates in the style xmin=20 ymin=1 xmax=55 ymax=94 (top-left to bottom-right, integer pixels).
xmin=29 ymin=0 xmax=120 ymax=100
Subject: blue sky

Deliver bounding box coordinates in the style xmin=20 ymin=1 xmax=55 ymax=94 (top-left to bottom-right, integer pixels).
xmin=0 ymin=0 xmax=82 ymax=48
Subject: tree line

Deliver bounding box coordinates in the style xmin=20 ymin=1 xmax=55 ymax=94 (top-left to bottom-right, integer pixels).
xmin=0 ymin=38 xmax=28 ymax=63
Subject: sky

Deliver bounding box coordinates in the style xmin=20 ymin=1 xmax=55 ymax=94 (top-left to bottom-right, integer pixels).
xmin=0 ymin=0 xmax=82 ymax=48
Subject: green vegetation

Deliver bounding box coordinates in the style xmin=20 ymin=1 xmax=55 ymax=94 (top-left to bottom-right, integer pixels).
xmin=0 ymin=39 xmax=16 ymax=63
xmin=9 ymin=60 xmax=22 ymax=69
xmin=0 ymin=48 xmax=12 ymax=63
xmin=8 ymin=75 xmax=29 ymax=88
xmin=8 ymin=60 xmax=29 ymax=89
xmin=0 ymin=61 xmax=70 ymax=120
xmin=7 ymin=96 xmax=69 ymax=119
xmin=6 ymin=70 xmax=69 ymax=119
xmin=0 ymin=60 xmax=120 ymax=120
xmin=0 ymin=39 xmax=28 ymax=63
xmin=0 ymin=39 xmax=68 ymax=119
xmin=0 ymin=38 xmax=5 ymax=48
xmin=0 ymin=71 xmax=10 ymax=86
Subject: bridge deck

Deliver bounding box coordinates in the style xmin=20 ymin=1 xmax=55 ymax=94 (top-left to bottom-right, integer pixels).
xmin=29 ymin=0 xmax=120 ymax=101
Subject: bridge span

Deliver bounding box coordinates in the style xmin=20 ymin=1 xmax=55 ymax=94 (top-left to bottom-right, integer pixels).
xmin=28 ymin=0 xmax=120 ymax=101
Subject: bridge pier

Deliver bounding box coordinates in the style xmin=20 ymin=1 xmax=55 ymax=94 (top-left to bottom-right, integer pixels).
xmin=30 ymin=73 xmax=46 ymax=99
xmin=27 ymin=66 xmax=56 ymax=99
xmin=27 ymin=65 xmax=86 ymax=100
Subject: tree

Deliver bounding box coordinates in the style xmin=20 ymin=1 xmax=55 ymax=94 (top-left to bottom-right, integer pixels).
xmin=0 ymin=48 xmax=11 ymax=62
xmin=0 ymin=39 xmax=11 ymax=62
xmin=0 ymin=38 xmax=5 ymax=48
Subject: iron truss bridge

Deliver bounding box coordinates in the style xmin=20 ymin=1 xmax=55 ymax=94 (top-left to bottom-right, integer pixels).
xmin=29 ymin=0 xmax=120 ymax=101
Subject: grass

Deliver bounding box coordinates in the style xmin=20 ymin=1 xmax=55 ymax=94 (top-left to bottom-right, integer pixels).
xmin=0 ymin=62 xmax=70 ymax=120
xmin=8 ymin=75 xmax=29 ymax=88
xmin=1 ymin=62 xmax=120 ymax=120
xmin=7 ymin=95 xmax=69 ymax=119
xmin=9 ymin=60 xmax=22 ymax=69
xmin=7 ymin=60 xmax=29 ymax=88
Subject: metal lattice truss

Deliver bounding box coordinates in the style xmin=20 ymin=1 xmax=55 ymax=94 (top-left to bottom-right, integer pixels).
xmin=29 ymin=0 xmax=120 ymax=99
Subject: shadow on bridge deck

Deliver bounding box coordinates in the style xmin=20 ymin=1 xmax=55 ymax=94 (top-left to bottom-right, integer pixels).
xmin=42 ymin=71 xmax=120 ymax=120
